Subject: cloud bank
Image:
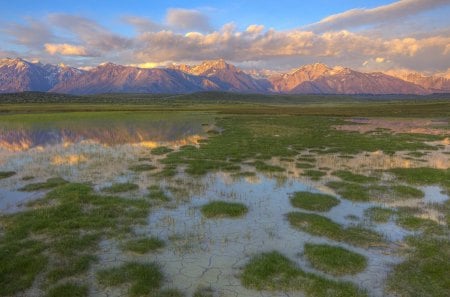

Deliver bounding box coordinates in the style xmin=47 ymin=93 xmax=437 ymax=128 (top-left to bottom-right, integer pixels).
xmin=0 ymin=2 xmax=449 ymax=73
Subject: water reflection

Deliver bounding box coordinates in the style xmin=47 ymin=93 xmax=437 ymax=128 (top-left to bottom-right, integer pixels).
xmin=0 ymin=120 xmax=207 ymax=152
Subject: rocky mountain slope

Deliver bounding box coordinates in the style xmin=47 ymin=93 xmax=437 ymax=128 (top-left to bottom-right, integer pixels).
xmin=1 ymin=57 xmax=446 ymax=95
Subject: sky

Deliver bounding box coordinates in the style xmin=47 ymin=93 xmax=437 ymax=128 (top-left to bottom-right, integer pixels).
xmin=1 ymin=0 xmax=450 ymax=74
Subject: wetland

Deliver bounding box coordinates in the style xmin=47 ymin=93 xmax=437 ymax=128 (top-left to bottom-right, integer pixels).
xmin=0 ymin=96 xmax=449 ymax=297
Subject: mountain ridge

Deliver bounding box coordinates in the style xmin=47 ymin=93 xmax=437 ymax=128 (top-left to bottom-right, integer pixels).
xmin=0 ymin=57 xmax=444 ymax=95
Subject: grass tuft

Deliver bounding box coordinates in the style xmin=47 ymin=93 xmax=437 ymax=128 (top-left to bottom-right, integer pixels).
xmin=201 ymin=201 xmax=248 ymax=218
xmin=102 ymin=182 xmax=139 ymax=193
xmin=303 ymin=243 xmax=367 ymax=276
xmin=290 ymin=191 xmax=340 ymax=212
xmin=122 ymin=237 xmax=165 ymax=254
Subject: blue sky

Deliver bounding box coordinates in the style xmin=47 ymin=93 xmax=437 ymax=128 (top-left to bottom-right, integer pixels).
xmin=1 ymin=0 xmax=449 ymax=73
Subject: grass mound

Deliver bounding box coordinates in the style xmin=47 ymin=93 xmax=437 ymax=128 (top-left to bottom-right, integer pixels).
xmin=123 ymin=237 xmax=165 ymax=254
xmin=129 ymin=164 xmax=157 ymax=172
xmin=19 ymin=177 xmax=68 ymax=191
xmin=201 ymin=201 xmax=248 ymax=218
xmin=151 ymin=146 xmax=174 ymax=155
xmin=290 ymin=191 xmax=340 ymax=212
xmin=0 ymin=171 xmax=16 ymax=180
xmin=287 ymin=212 xmax=384 ymax=247
xmin=241 ymin=251 xmax=367 ymax=297
xmin=97 ymin=262 xmax=163 ymax=297
xmin=304 ymin=243 xmax=367 ymax=276
xmin=102 ymin=182 xmax=139 ymax=193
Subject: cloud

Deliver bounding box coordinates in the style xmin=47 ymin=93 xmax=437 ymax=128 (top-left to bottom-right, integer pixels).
xmin=307 ymin=0 xmax=450 ymax=32
xmin=1 ymin=17 xmax=55 ymax=48
xmin=48 ymin=14 xmax=132 ymax=52
xmin=122 ymin=16 xmax=165 ymax=33
xmin=44 ymin=43 xmax=89 ymax=56
xmin=166 ymin=8 xmax=212 ymax=32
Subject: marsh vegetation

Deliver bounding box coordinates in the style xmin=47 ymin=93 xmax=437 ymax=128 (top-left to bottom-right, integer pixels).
xmin=0 ymin=96 xmax=449 ymax=297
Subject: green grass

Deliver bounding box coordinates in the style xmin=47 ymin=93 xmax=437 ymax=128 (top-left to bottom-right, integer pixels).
xmin=45 ymin=283 xmax=88 ymax=297
xmin=201 ymin=201 xmax=248 ymax=218
xmin=302 ymin=170 xmax=327 ymax=180
xmin=102 ymin=182 xmax=139 ymax=193
xmin=46 ymin=255 xmax=97 ymax=283
xmin=332 ymin=170 xmax=377 ymax=183
xmin=241 ymin=251 xmax=367 ymax=297
xmin=290 ymin=191 xmax=340 ymax=212
xmin=252 ymin=161 xmax=285 ymax=172
xmin=97 ymin=262 xmax=163 ymax=297
xmin=152 ymin=146 xmax=174 ymax=155
xmin=392 ymin=185 xmax=424 ymax=199
xmin=364 ymin=207 xmax=396 ymax=223
xmin=122 ymin=237 xmax=165 ymax=254
xmin=0 ymin=171 xmax=16 ymax=179
xmin=0 ymin=183 xmax=151 ymax=295
xmin=19 ymin=177 xmax=68 ymax=191
xmin=327 ymin=181 xmax=370 ymax=201
xmin=287 ymin=212 xmax=384 ymax=247
xmin=390 ymin=168 xmax=450 ymax=191
xmin=396 ymin=214 xmax=441 ymax=232
xmin=303 ymin=243 xmax=367 ymax=276
xmin=129 ymin=164 xmax=157 ymax=172
xmin=296 ymin=162 xmax=315 ymax=169
xmin=193 ymin=287 xmax=214 ymax=297
xmin=147 ymin=186 xmax=170 ymax=201
xmin=387 ymin=236 xmax=450 ymax=297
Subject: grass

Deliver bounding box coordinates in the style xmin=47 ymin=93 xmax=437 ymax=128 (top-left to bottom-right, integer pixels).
xmin=19 ymin=177 xmax=68 ymax=191
xmin=302 ymin=170 xmax=326 ymax=181
xmin=97 ymin=262 xmax=163 ymax=297
xmin=151 ymin=146 xmax=174 ymax=155
xmin=252 ymin=161 xmax=285 ymax=172
xmin=0 ymin=183 xmax=151 ymax=295
xmin=102 ymin=182 xmax=139 ymax=193
xmin=364 ymin=207 xmax=396 ymax=223
xmin=193 ymin=287 xmax=214 ymax=297
xmin=201 ymin=201 xmax=248 ymax=218
xmin=148 ymin=185 xmax=170 ymax=201
xmin=392 ymin=185 xmax=424 ymax=199
xmin=296 ymin=162 xmax=315 ymax=169
xmin=129 ymin=164 xmax=157 ymax=172
xmin=287 ymin=212 xmax=384 ymax=247
xmin=303 ymin=243 xmax=367 ymax=276
xmin=327 ymin=181 xmax=370 ymax=201
xmin=122 ymin=237 xmax=165 ymax=254
xmin=332 ymin=170 xmax=377 ymax=183
xmin=45 ymin=283 xmax=88 ymax=297
xmin=290 ymin=191 xmax=340 ymax=212
xmin=390 ymin=167 xmax=450 ymax=191
xmin=0 ymin=171 xmax=16 ymax=179
xmin=387 ymin=236 xmax=450 ymax=297
xmin=241 ymin=251 xmax=367 ymax=297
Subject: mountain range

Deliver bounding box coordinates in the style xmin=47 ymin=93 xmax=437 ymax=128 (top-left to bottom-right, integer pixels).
xmin=1 ymin=57 xmax=449 ymax=95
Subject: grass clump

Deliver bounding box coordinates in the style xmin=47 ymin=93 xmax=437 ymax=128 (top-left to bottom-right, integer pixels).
xmin=303 ymin=243 xmax=367 ymax=276
xmin=390 ymin=167 xmax=450 ymax=190
xmin=296 ymin=162 xmax=315 ymax=169
xmin=152 ymin=146 xmax=174 ymax=155
xmin=290 ymin=191 xmax=340 ymax=212
xmin=201 ymin=201 xmax=248 ymax=218
xmin=45 ymin=283 xmax=88 ymax=297
xmin=332 ymin=170 xmax=377 ymax=183
xmin=193 ymin=286 xmax=214 ymax=297
xmin=148 ymin=186 xmax=170 ymax=201
xmin=0 ymin=171 xmax=16 ymax=179
xmin=102 ymin=182 xmax=139 ymax=193
xmin=97 ymin=262 xmax=163 ymax=297
xmin=327 ymin=181 xmax=369 ymax=201
xmin=364 ymin=207 xmax=396 ymax=223
xmin=287 ymin=212 xmax=384 ymax=247
xmin=129 ymin=164 xmax=157 ymax=172
xmin=241 ymin=251 xmax=367 ymax=297
xmin=19 ymin=177 xmax=68 ymax=191
xmin=387 ymin=236 xmax=450 ymax=297
xmin=302 ymin=170 xmax=326 ymax=180
xmin=123 ymin=237 xmax=165 ymax=254
xmin=253 ymin=161 xmax=285 ymax=172
xmin=392 ymin=185 xmax=424 ymax=199
xmin=0 ymin=183 xmax=151 ymax=295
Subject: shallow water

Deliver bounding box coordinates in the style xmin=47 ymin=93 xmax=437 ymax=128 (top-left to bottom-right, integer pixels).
xmin=0 ymin=114 xmax=449 ymax=297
